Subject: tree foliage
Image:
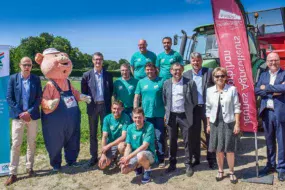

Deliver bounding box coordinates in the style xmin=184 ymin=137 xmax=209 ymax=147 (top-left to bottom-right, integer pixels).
xmin=10 ymin=33 xmax=127 ymax=74
xmin=10 ymin=33 xmax=93 ymax=72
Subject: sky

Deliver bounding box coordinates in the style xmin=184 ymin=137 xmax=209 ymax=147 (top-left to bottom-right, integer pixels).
xmin=1 ymin=0 xmax=285 ymax=61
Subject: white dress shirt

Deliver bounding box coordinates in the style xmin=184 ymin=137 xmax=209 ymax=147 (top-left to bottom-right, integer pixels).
xmin=206 ymin=84 xmax=241 ymax=123
xmin=266 ymin=69 xmax=279 ymax=109
xmin=171 ymin=78 xmax=185 ymax=113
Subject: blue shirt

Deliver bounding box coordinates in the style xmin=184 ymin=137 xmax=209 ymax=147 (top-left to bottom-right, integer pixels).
xmin=193 ymin=69 xmax=204 ymax=104
xmin=94 ymin=69 xmax=104 ymax=101
xmin=21 ymin=75 xmax=30 ymax=111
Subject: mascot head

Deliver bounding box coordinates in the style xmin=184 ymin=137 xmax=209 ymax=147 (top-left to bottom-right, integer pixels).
xmin=35 ymin=48 xmax=72 ymax=79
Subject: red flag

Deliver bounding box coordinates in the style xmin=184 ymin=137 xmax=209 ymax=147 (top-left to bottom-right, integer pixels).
xmin=211 ymin=0 xmax=258 ymax=132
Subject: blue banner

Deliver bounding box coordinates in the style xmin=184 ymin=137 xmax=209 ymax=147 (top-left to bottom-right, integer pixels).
xmin=0 ymin=46 xmax=10 ymax=176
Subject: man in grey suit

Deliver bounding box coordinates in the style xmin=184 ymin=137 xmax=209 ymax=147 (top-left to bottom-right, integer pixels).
xmin=163 ymin=63 xmax=198 ymax=176
xmin=183 ymin=52 xmax=216 ymax=169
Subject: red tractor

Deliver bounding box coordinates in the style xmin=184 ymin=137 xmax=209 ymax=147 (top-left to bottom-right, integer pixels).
xmin=247 ymin=7 xmax=285 ymax=69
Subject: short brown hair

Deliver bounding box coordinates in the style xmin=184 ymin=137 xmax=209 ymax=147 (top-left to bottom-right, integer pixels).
xmin=112 ymin=100 xmax=123 ymax=107
xmin=212 ymin=67 xmax=227 ymax=78
xmin=170 ymin=62 xmax=184 ymax=70
xmin=144 ymin=62 xmax=156 ymax=69
xmin=132 ymin=107 xmax=144 ymax=116
xmin=92 ymin=52 xmax=104 ymax=60
xmin=120 ymin=63 xmax=130 ymax=70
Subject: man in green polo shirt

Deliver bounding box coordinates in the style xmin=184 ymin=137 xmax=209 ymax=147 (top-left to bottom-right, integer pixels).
xmin=98 ymin=101 xmax=131 ymax=170
xmin=119 ymin=107 xmax=157 ymax=184
xmin=134 ymin=62 xmax=166 ymax=167
xmin=113 ymin=63 xmax=138 ymax=119
xmin=156 ymin=37 xmax=183 ymax=80
xmin=130 ymin=39 xmax=157 ymax=80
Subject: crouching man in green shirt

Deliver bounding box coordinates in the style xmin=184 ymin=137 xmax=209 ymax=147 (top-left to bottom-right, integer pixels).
xmin=119 ymin=107 xmax=157 ymax=184
xmin=98 ymin=101 xmax=131 ymax=170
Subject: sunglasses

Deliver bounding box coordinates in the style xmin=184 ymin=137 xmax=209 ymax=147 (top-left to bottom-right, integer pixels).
xmin=21 ymin=64 xmax=32 ymax=67
xmin=214 ymin=75 xmax=226 ymax=79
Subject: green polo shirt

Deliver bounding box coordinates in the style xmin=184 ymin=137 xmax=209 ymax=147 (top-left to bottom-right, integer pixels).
xmin=126 ymin=121 xmax=158 ymax=163
xmin=156 ymin=50 xmax=183 ymax=80
xmin=130 ymin=51 xmax=157 ymax=80
xmin=135 ymin=77 xmax=165 ymax=118
xmin=102 ymin=113 xmax=131 ymax=144
xmin=113 ymin=77 xmax=138 ymax=109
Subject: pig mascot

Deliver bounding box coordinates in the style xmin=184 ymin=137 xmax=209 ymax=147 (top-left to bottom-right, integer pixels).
xmin=35 ymin=48 xmax=91 ymax=171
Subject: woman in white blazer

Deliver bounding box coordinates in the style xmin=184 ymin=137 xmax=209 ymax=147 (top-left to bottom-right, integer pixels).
xmin=206 ymin=67 xmax=241 ymax=184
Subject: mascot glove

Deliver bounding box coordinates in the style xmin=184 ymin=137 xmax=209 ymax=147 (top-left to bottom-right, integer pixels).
xmin=80 ymin=94 xmax=91 ymax=104
xmin=48 ymin=99 xmax=60 ymax=110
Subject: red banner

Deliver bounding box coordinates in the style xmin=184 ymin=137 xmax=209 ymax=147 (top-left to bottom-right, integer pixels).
xmin=211 ymin=0 xmax=258 ymax=132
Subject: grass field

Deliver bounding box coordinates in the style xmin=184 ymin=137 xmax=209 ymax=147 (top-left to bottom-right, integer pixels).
xmin=19 ymin=80 xmax=100 ymax=155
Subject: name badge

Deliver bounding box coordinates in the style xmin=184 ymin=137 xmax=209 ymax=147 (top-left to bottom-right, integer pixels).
xmin=64 ymin=96 xmax=78 ymax=108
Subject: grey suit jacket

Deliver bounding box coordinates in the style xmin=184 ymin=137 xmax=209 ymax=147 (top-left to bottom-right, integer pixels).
xmin=183 ymin=67 xmax=214 ymax=103
xmin=163 ymin=77 xmax=198 ymax=127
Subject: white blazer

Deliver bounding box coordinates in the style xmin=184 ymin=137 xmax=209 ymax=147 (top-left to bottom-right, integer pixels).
xmin=206 ymin=84 xmax=241 ymax=123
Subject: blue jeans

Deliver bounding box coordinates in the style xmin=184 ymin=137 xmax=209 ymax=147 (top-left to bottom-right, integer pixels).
xmin=146 ymin=117 xmax=165 ymax=162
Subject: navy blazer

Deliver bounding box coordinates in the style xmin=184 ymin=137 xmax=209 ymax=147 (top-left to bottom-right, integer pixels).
xmin=81 ymin=69 xmax=113 ymax=115
xmin=183 ymin=67 xmax=214 ymax=103
xmin=255 ymin=69 xmax=285 ymax=122
xmin=7 ymin=73 xmax=42 ymax=120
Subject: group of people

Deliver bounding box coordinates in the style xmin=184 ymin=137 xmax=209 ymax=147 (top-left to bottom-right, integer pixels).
xmin=4 ymin=36 xmax=285 ymax=186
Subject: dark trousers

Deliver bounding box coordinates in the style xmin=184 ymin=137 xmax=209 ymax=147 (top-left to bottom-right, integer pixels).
xmin=146 ymin=117 xmax=165 ymax=162
xmin=88 ymin=103 xmax=106 ymax=162
xmin=167 ymin=112 xmax=192 ymax=167
xmin=193 ymin=105 xmax=216 ymax=163
xmin=263 ymin=109 xmax=285 ymax=173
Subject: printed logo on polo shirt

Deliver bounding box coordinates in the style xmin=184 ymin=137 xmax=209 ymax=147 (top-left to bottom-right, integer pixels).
xmin=169 ymin=58 xmax=174 ymax=63
xmin=137 ymin=58 xmax=141 ymax=62
xmin=161 ymin=59 xmax=165 ymax=63
xmin=146 ymin=58 xmax=151 ymax=62
xmin=143 ymin=85 xmax=148 ymax=89
xmin=110 ymin=125 xmax=115 ymax=130
xmin=119 ymin=86 xmax=123 ymax=90
xmin=118 ymin=124 xmax=122 ymax=129
xmin=154 ymin=85 xmax=159 ymax=89
xmin=128 ymin=85 xmax=134 ymax=90
xmin=132 ymin=135 xmax=137 ymax=140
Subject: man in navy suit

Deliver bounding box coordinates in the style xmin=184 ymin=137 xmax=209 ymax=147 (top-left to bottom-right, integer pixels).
xmin=5 ymin=57 xmax=42 ymax=186
xmin=81 ymin=52 xmax=113 ymax=167
xmin=255 ymin=52 xmax=285 ymax=181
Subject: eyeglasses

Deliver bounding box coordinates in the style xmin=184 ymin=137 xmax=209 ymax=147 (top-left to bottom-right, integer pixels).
xmin=214 ymin=75 xmax=226 ymax=79
xmin=21 ymin=64 xmax=32 ymax=67
xmin=267 ymin=60 xmax=280 ymax=63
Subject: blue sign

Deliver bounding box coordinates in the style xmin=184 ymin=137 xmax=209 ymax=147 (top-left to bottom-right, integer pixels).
xmin=0 ymin=46 xmax=10 ymax=176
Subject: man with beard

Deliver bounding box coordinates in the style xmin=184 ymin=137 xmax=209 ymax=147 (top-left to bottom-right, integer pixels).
xmin=156 ymin=37 xmax=183 ymax=80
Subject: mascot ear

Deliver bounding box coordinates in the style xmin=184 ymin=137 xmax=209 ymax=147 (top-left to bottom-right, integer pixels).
xmin=35 ymin=53 xmax=44 ymax=65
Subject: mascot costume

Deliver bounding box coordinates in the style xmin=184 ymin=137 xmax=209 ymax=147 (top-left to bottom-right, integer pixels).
xmin=35 ymin=48 xmax=91 ymax=170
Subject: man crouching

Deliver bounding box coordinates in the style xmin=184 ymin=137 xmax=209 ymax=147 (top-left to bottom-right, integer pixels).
xmin=98 ymin=101 xmax=131 ymax=169
xmin=119 ymin=107 xmax=158 ymax=184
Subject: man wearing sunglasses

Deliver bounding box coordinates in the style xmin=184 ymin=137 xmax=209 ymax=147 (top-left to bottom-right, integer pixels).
xmin=5 ymin=57 xmax=42 ymax=186
xmin=183 ymin=52 xmax=217 ymax=169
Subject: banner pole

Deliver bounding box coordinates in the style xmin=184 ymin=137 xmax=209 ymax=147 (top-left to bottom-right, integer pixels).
xmin=254 ymin=132 xmax=259 ymax=177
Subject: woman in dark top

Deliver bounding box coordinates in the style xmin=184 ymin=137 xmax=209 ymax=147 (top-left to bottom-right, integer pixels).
xmin=206 ymin=67 xmax=241 ymax=184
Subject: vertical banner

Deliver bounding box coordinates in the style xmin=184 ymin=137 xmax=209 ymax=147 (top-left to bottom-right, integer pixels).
xmin=0 ymin=45 xmax=10 ymax=176
xmin=211 ymin=0 xmax=258 ymax=132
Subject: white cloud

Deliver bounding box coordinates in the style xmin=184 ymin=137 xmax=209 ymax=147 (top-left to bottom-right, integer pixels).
xmin=185 ymin=0 xmax=203 ymax=4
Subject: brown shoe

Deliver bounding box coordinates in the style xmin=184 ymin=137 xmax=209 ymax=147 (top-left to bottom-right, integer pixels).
xmin=26 ymin=168 xmax=35 ymax=177
xmin=4 ymin=175 xmax=17 ymax=186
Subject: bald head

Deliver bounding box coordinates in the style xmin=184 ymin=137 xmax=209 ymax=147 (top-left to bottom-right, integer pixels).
xmin=266 ymin=52 xmax=280 ymax=73
xmin=20 ymin=57 xmax=32 ymax=64
xmin=19 ymin=56 xmax=32 ymax=77
xmin=138 ymin=39 xmax=147 ymax=53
